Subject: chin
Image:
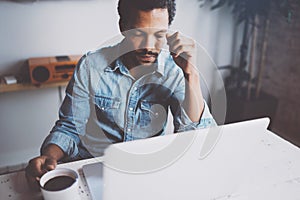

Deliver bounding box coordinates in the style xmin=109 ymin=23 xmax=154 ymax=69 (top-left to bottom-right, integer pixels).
xmin=139 ymin=62 xmax=154 ymax=66
xmin=136 ymin=58 xmax=157 ymax=66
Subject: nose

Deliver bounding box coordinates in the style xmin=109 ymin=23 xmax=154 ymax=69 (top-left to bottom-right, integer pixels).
xmin=141 ymin=35 xmax=156 ymax=50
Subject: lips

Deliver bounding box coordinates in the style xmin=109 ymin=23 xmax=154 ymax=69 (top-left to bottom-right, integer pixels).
xmin=138 ymin=54 xmax=156 ymax=63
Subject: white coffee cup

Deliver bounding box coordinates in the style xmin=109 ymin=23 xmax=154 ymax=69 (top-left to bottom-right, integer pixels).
xmin=39 ymin=168 xmax=80 ymax=200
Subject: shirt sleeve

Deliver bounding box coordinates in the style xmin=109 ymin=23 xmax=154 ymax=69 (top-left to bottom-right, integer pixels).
xmin=170 ymin=73 xmax=217 ymax=133
xmin=40 ymin=55 xmax=91 ymax=160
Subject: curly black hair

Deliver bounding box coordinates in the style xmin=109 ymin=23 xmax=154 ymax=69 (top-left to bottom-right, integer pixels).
xmin=118 ymin=0 xmax=176 ymax=29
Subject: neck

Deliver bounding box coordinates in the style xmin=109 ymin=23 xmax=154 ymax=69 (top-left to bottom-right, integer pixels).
xmin=129 ymin=64 xmax=155 ymax=80
xmin=120 ymin=54 xmax=155 ymax=79
xmin=121 ymin=52 xmax=136 ymax=71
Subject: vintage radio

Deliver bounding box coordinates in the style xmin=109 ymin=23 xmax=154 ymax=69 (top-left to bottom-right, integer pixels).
xmin=28 ymin=55 xmax=81 ymax=84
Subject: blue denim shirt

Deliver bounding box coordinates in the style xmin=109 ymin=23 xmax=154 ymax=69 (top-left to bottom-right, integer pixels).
xmin=41 ymin=42 xmax=216 ymax=160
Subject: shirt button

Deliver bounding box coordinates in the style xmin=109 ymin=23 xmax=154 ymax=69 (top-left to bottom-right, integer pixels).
xmin=127 ymin=128 xmax=131 ymax=132
xmin=129 ymin=107 xmax=133 ymax=111
xmin=134 ymin=87 xmax=137 ymax=91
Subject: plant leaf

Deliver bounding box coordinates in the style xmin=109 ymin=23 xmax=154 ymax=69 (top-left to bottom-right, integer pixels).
xmin=211 ymin=0 xmax=227 ymax=10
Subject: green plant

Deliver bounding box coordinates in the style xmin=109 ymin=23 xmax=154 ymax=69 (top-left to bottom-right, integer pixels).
xmin=199 ymin=0 xmax=298 ymax=98
xmin=199 ymin=0 xmax=295 ymax=23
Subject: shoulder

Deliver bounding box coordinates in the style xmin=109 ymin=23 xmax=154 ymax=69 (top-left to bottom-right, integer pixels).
xmin=77 ymin=44 xmax=120 ymax=71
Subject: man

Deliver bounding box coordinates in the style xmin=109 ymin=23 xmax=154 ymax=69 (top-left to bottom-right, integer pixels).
xmin=26 ymin=0 xmax=215 ymax=190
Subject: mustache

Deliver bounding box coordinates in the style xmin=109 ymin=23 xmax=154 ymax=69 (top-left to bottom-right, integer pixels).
xmin=136 ymin=49 xmax=159 ymax=57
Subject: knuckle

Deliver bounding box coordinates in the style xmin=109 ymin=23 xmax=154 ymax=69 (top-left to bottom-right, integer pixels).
xmin=25 ymin=165 xmax=30 ymax=173
xmin=191 ymin=40 xmax=196 ymax=47
xmin=28 ymin=158 xmax=36 ymax=165
xmin=178 ymin=45 xmax=183 ymax=51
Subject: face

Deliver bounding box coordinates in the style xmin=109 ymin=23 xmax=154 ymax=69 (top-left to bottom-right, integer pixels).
xmin=121 ymin=8 xmax=169 ymax=67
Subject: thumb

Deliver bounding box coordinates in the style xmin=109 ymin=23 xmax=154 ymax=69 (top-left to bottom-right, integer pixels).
xmin=166 ymin=32 xmax=172 ymax=38
xmin=166 ymin=32 xmax=174 ymax=43
xmin=44 ymin=158 xmax=57 ymax=171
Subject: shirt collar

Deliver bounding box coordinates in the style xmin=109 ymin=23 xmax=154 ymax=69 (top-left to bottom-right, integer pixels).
xmin=156 ymin=49 xmax=169 ymax=76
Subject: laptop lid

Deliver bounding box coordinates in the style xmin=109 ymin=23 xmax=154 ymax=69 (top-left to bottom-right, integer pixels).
xmin=82 ymin=162 xmax=103 ymax=200
xmin=84 ymin=118 xmax=271 ymax=200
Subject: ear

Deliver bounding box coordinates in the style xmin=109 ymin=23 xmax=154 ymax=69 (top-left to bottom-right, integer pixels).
xmin=119 ymin=20 xmax=127 ymax=36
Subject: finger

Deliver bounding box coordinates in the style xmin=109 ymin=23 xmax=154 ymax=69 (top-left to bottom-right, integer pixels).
xmin=166 ymin=31 xmax=180 ymax=44
xmin=25 ymin=171 xmax=41 ymax=191
xmin=168 ymin=39 xmax=181 ymax=53
xmin=167 ymin=36 xmax=195 ymax=57
xmin=167 ymin=32 xmax=192 ymax=45
xmin=25 ymin=163 xmax=42 ymax=192
xmin=26 ymin=158 xmax=47 ymax=177
xmin=169 ymin=37 xmax=194 ymax=51
xmin=44 ymin=158 xmax=57 ymax=171
xmin=172 ymin=45 xmax=184 ymax=58
xmin=172 ymin=44 xmax=195 ymax=58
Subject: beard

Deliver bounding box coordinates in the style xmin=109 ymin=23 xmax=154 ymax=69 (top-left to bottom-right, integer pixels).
xmin=134 ymin=49 xmax=159 ymax=65
xmin=121 ymin=48 xmax=160 ymax=71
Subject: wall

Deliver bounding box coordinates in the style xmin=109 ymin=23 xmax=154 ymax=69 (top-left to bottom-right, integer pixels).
xmin=0 ymin=0 xmax=119 ymax=169
xmin=0 ymin=0 xmax=237 ymax=168
xmin=260 ymin=5 xmax=300 ymax=147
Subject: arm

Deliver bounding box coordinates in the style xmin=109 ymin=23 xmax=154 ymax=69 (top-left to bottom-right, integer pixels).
xmin=41 ymin=55 xmax=91 ymax=160
xmin=182 ymin=72 xmax=204 ymax=122
xmin=25 ymin=55 xmax=91 ymax=190
xmin=166 ymin=32 xmax=204 ymax=122
xmin=41 ymin=144 xmax=65 ymax=161
xmin=169 ymin=74 xmax=215 ymax=132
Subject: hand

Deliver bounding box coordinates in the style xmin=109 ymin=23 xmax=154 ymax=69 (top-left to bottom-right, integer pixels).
xmin=25 ymin=155 xmax=57 ymax=191
xmin=166 ymin=32 xmax=197 ymax=75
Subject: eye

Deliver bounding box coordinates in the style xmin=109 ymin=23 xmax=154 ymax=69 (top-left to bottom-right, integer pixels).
xmin=156 ymin=35 xmax=164 ymax=38
xmin=131 ymin=30 xmax=144 ymax=37
xmin=155 ymin=32 xmax=166 ymax=39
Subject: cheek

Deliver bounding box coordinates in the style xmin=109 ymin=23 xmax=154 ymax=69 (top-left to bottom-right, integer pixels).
xmin=155 ymin=39 xmax=165 ymax=50
xmin=127 ymin=37 xmax=143 ymax=50
xmin=132 ymin=38 xmax=141 ymax=47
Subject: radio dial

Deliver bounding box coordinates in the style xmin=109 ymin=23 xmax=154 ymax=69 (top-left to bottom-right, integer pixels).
xmin=61 ymin=74 xmax=69 ymax=79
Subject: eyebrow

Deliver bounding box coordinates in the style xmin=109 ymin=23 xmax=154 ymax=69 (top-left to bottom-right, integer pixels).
xmin=134 ymin=28 xmax=168 ymax=34
xmin=156 ymin=30 xmax=167 ymax=34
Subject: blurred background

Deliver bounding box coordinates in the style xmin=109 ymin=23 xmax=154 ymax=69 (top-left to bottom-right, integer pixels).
xmin=0 ymin=0 xmax=299 ymax=173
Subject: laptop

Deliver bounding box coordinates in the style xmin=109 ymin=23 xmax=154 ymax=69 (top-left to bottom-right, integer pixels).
xmin=83 ymin=118 xmax=271 ymax=200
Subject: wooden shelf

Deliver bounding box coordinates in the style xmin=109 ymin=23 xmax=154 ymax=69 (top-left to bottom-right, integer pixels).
xmin=0 ymin=81 xmax=69 ymax=94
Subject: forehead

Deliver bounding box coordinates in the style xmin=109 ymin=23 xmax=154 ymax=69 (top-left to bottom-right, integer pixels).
xmin=129 ymin=8 xmax=169 ymax=30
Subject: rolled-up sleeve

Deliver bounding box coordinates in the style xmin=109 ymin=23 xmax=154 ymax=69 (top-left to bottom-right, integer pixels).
xmin=170 ymin=73 xmax=216 ymax=133
xmin=173 ymin=100 xmax=216 ymax=132
xmin=41 ymin=131 xmax=80 ymax=159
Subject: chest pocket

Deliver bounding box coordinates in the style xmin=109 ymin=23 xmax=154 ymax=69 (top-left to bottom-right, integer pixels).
xmin=137 ymin=100 xmax=168 ymax=137
xmin=94 ymin=95 xmax=121 ymax=124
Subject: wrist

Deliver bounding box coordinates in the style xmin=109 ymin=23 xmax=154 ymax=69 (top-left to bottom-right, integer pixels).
xmin=182 ymin=63 xmax=199 ymax=77
xmin=41 ymin=144 xmax=64 ymax=161
xmin=184 ymin=70 xmax=200 ymax=83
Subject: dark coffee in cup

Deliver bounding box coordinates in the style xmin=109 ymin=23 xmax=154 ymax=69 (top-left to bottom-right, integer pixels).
xmin=43 ymin=175 xmax=76 ymax=191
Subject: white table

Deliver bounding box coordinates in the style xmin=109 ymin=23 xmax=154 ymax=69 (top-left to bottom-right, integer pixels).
xmin=1 ymin=129 xmax=300 ymax=200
